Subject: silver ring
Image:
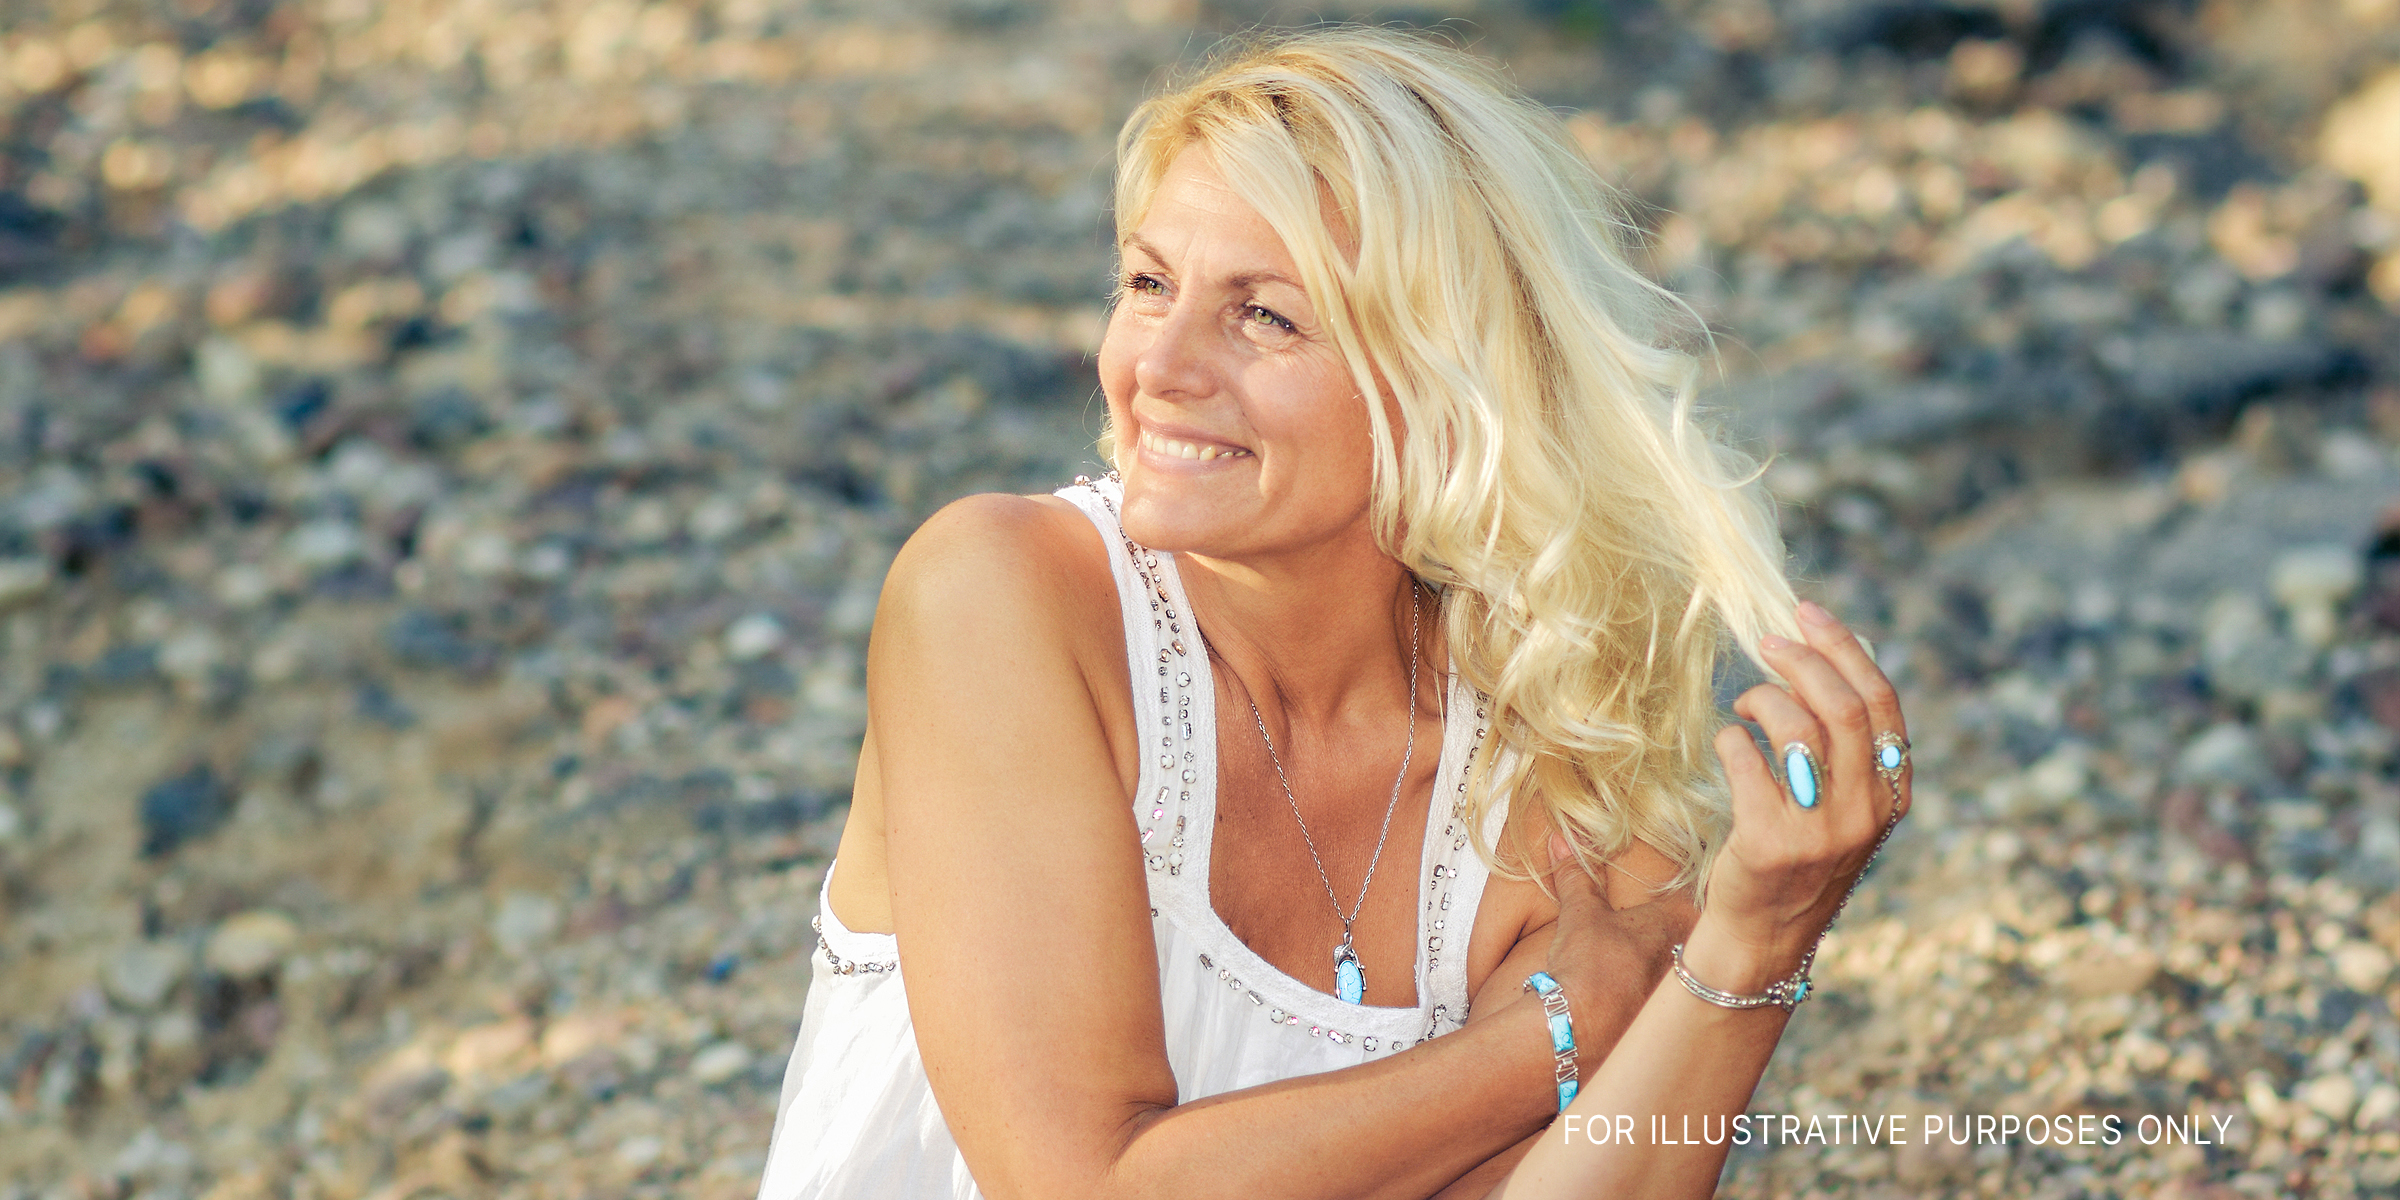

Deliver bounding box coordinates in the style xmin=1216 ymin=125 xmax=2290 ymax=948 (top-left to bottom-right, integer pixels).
xmin=1779 ymin=741 xmax=1823 ymax=809
xmin=1872 ymin=731 xmax=1909 ymax=794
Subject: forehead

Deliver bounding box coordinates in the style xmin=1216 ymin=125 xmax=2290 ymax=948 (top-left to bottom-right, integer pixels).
xmin=1126 ymin=145 xmax=1302 ymax=271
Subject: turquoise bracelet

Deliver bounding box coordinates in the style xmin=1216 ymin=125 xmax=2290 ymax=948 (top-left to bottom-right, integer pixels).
xmin=1522 ymin=971 xmax=1578 ymax=1111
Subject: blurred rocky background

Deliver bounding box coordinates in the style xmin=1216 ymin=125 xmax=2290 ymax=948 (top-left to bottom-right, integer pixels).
xmin=0 ymin=0 xmax=2394 ymax=1196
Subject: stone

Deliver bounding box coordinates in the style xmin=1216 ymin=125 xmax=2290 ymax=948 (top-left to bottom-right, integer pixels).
xmin=0 ymin=558 xmax=52 ymax=610
xmin=285 ymin=520 xmax=366 ymax=570
xmin=156 ymin=629 xmax=222 ymax=688
xmin=687 ymin=1040 xmax=754 ymax=1086
xmin=616 ymin=1135 xmax=666 ymax=1170
xmin=1785 ymin=743 xmax=1820 ymax=808
xmin=2176 ymin=723 xmax=2269 ymax=789
xmin=2300 ymin=1074 xmax=2359 ymax=1121
xmin=206 ymin=910 xmax=300 ymax=978
xmin=1335 ymin=956 xmax=1364 ymax=1004
xmin=139 ymin=765 xmax=232 ymax=858
xmin=2272 ymin=545 xmax=2364 ymax=648
xmin=2360 ymin=1083 xmax=2400 ymax=1128
xmin=103 ymin=942 xmax=186 ymax=1010
xmin=2333 ymin=940 xmax=2392 ymax=992
xmin=725 ymin=613 xmax=787 ymax=661
xmin=490 ymin=892 xmax=561 ymax=955
xmin=144 ymin=1010 xmax=204 ymax=1088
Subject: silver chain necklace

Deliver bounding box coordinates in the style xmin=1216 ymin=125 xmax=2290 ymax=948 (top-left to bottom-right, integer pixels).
xmin=1241 ymin=581 xmax=1421 ymax=1006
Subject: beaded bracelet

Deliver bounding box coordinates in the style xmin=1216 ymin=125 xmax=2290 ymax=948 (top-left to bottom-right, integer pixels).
xmin=1522 ymin=971 xmax=1578 ymax=1111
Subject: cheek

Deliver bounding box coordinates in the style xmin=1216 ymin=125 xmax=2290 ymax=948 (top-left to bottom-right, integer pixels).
xmin=1096 ymin=313 xmax=1139 ymax=407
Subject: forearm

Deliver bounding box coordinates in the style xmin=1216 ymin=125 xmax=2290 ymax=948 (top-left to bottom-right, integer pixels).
xmin=1489 ymin=927 xmax=1794 ymax=1199
xmin=1084 ymin=996 xmax=1561 ymax=1200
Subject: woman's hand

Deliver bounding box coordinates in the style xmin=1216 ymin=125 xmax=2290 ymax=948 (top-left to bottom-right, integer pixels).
xmin=1687 ymin=600 xmax=1910 ymax=993
xmin=1542 ymin=839 xmax=1696 ymax=1072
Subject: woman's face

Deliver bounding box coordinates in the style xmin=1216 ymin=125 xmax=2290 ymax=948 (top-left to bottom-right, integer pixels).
xmin=1098 ymin=144 xmax=1376 ymax=563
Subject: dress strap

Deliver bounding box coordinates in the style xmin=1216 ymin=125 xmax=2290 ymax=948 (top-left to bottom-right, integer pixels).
xmin=1415 ymin=682 xmax=1504 ymax=1039
xmin=1053 ymin=475 xmax=1203 ymax=901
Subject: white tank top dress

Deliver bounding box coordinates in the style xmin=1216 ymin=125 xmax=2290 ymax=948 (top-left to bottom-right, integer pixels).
xmin=757 ymin=475 xmax=1507 ymax=1199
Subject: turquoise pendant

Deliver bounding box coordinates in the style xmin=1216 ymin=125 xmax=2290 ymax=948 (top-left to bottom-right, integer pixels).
xmin=1333 ymin=940 xmax=1365 ymax=1004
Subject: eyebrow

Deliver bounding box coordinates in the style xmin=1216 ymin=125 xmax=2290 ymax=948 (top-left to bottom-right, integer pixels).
xmin=1122 ymin=236 xmax=1306 ymax=292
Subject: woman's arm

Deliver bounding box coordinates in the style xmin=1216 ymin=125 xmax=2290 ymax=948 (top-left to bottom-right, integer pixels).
xmin=874 ymin=495 xmax=1650 ymax=1200
xmin=1489 ymin=603 xmax=1912 ymax=1197
xmin=1434 ymin=841 xmax=1697 ymax=1198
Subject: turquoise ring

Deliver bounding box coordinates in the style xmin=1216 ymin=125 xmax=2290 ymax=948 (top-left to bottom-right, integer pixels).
xmin=1780 ymin=741 xmax=1823 ymax=809
xmin=1873 ymin=731 xmax=1909 ymax=794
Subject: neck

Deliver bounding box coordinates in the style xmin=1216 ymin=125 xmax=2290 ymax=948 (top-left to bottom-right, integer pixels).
xmin=1178 ymin=529 xmax=1429 ymax=731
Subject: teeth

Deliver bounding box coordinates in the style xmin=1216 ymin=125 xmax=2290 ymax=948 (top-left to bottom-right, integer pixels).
xmin=1138 ymin=429 xmax=1250 ymax=460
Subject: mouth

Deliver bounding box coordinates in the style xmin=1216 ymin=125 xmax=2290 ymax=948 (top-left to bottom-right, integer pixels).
xmin=1136 ymin=426 xmax=1254 ymax=463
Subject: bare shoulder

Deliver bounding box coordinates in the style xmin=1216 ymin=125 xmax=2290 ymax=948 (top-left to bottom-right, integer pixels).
xmin=873 ymin=492 xmax=1119 ymax=659
xmin=883 ymin=491 xmax=1108 ymax=610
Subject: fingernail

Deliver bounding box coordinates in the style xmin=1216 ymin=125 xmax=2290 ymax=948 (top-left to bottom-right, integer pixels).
xmin=1760 ymin=634 xmax=1793 ymax=651
xmin=1798 ymin=601 xmax=1835 ymax=626
xmin=1549 ymin=831 xmax=1571 ymax=864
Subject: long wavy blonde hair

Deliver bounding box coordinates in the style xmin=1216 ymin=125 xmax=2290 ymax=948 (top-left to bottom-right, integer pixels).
xmin=1105 ymin=28 xmax=1801 ymax=889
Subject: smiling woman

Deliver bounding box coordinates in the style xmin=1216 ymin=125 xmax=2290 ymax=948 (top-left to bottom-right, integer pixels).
xmin=757 ymin=27 xmax=1911 ymax=1200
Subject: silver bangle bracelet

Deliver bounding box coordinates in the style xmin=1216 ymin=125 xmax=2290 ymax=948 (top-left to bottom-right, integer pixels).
xmin=1670 ymin=942 xmax=1813 ymax=1013
xmin=1674 ymin=786 xmax=1910 ymax=1015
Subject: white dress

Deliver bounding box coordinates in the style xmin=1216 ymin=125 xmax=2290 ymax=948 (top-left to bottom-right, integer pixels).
xmin=758 ymin=476 xmax=1508 ymax=1199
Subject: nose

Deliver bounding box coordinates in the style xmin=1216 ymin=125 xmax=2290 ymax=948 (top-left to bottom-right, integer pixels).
xmin=1130 ymin=297 xmax=1215 ymax=403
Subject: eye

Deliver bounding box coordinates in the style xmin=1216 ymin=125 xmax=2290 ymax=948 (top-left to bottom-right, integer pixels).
xmin=1122 ymin=273 xmax=1167 ymax=297
xmin=1244 ymin=304 xmax=1293 ymax=332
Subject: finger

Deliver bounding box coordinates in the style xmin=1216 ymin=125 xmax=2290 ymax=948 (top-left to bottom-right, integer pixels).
xmin=1755 ymin=635 xmax=1884 ymax=833
xmin=1795 ymin=600 xmax=1908 ymax=755
xmin=1552 ymin=841 xmax=1615 ymax=922
xmin=1731 ymin=679 xmax=1833 ymax=811
xmin=1712 ymin=720 xmax=1793 ymax=848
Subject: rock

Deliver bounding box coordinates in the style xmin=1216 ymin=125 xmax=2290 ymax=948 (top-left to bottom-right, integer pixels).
xmin=2177 ymin=723 xmax=2269 ymax=788
xmin=156 ymin=629 xmax=223 ymax=689
xmin=2300 ymin=1074 xmax=2359 ymax=1121
xmin=2052 ymin=948 xmax=2160 ymax=998
xmin=387 ymin=609 xmax=493 ymax=675
xmin=687 ymin=1040 xmax=753 ymax=1086
xmin=724 ymin=613 xmax=786 ymax=661
xmin=0 ymin=558 xmax=52 ymax=610
xmin=2333 ymin=940 xmax=2393 ymax=992
xmin=2202 ymin=593 xmax=2297 ymax=701
xmin=2322 ymin=68 xmax=2400 ymax=212
xmin=213 ymin=564 xmax=275 ymax=608
xmin=144 ymin=1010 xmax=204 ymax=1090
xmin=2100 ymin=334 xmax=2358 ymax=422
xmin=139 ymin=765 xmax=232 ymax=858
xmin=102 ymin=942 xmax=186 ymax=1010
xmin=2271 ymin=546 xmax=2363 ymax=648
xmin=205 ymin=910 xmax=299 ymax=978
xmin=2360 ymin=1083 xmax=2400 ymax=1128
xmin=489 ymin=892 xmax=560 ymax=954
xmin=194 ymin=336 xmax=261 ymax=404
xmin=284 ymin=520 xmax=366 ymax=570
xmin=616 ymin=1135 xmax=666 ymax=1170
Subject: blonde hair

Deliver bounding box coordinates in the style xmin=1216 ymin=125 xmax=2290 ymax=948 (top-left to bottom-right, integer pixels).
xmin=1107 ymin=28 xmax=1801 ymax=889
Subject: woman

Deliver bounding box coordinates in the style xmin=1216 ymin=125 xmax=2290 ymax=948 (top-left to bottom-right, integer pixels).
xmin=760 ymin=27 xmax=1909 ymax=1199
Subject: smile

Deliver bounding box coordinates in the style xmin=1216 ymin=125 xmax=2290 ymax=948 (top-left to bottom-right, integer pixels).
xmin=1138 ymin=428 xmax=1253 ymax=462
